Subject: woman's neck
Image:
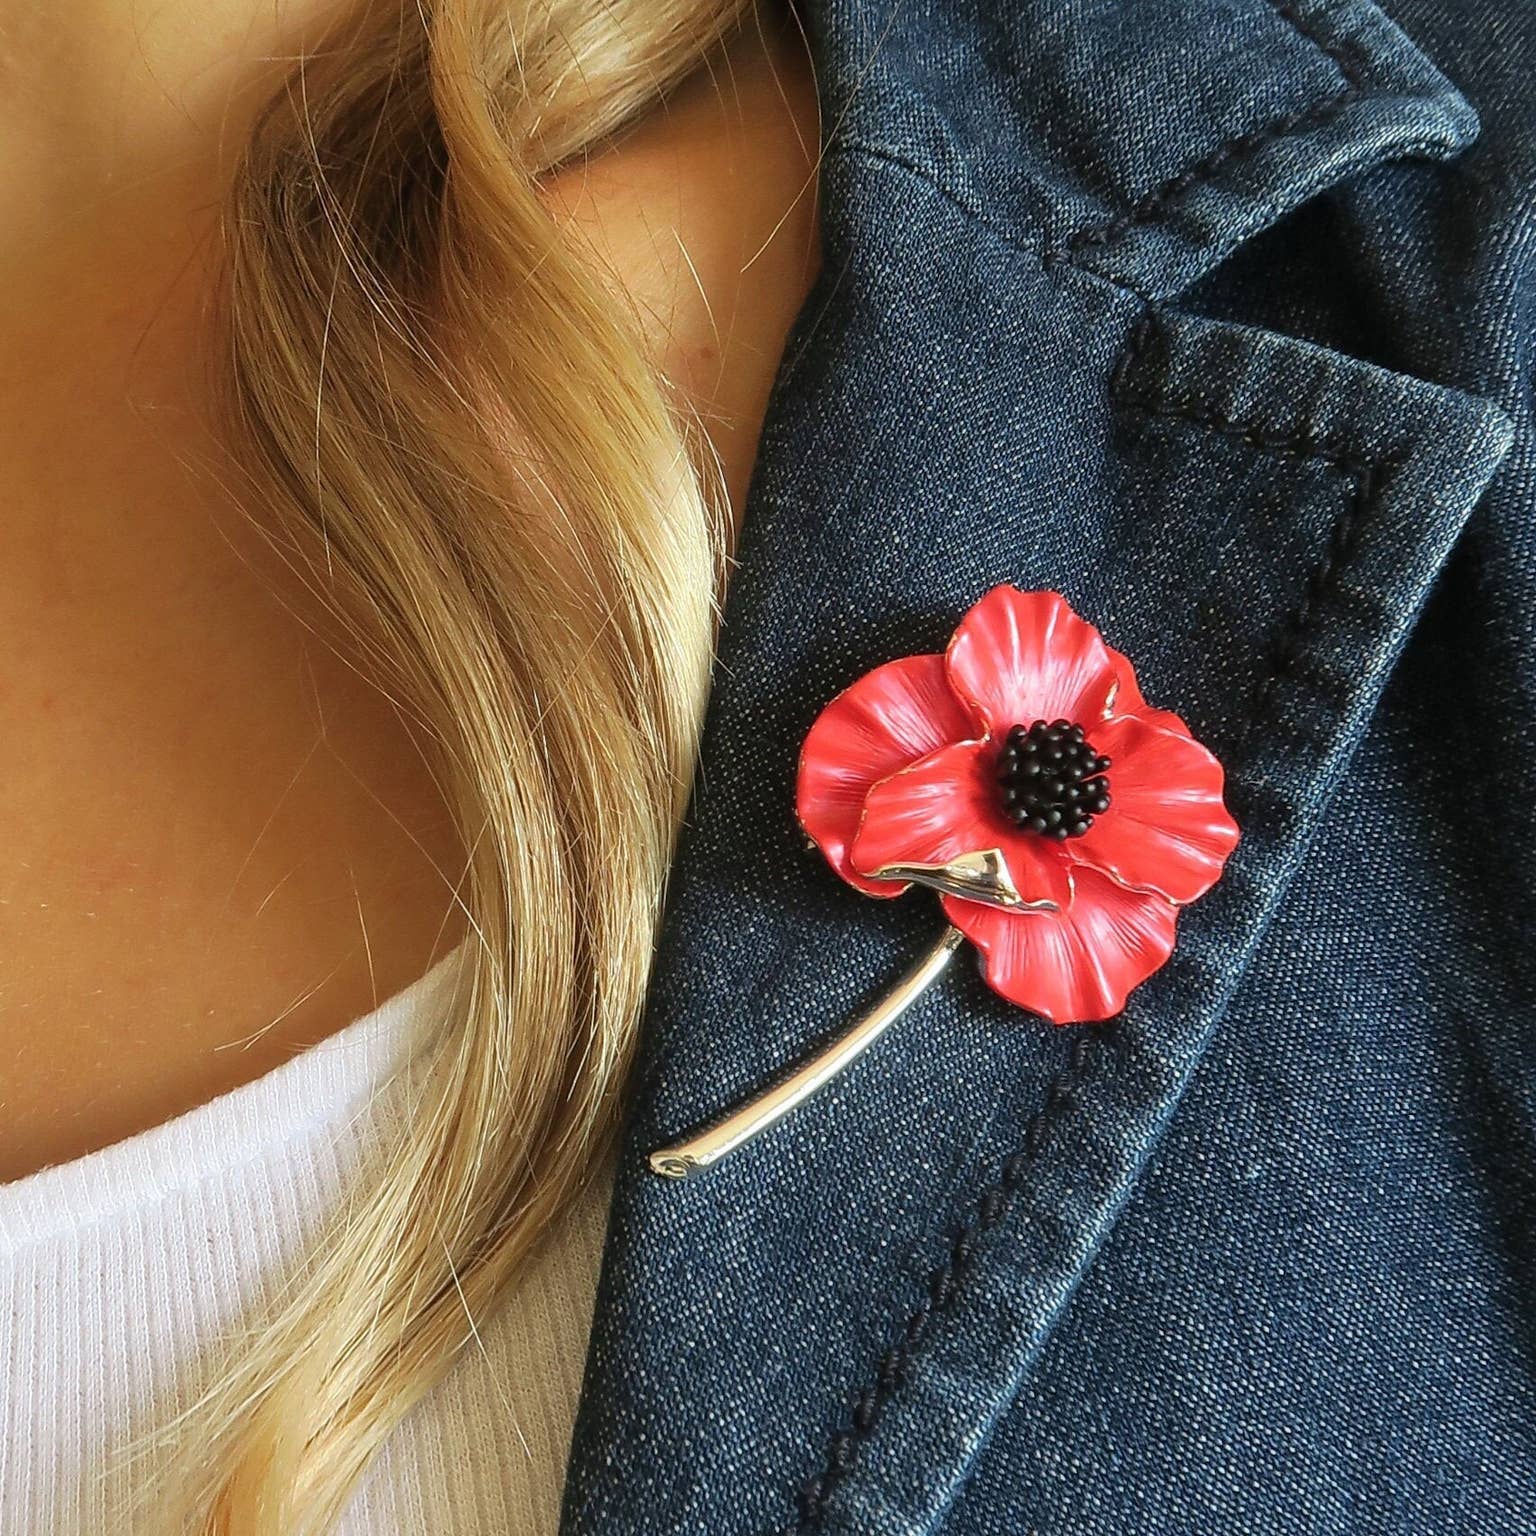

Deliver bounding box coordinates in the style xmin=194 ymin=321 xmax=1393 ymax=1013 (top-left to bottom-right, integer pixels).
xmin=541 ymin=9 xmax=822 ymax=537
xmin=0 ymin=5 xmax=820 ymax=1182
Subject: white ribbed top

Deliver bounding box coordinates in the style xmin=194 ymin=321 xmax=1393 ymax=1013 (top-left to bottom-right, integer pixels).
xmin=0 ymin=938 xmax=614 ymax=1534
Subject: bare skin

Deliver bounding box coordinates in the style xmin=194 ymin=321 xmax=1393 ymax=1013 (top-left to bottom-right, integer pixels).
xmin=0 ymin=3 xmax=820 ymax=1183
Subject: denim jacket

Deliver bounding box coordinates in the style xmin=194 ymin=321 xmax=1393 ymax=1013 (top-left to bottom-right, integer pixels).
xmin=559 ymin=1 xmax=1534 ymax=1530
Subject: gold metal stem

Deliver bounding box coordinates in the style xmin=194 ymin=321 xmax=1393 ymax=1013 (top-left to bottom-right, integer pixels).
xmin=647 ymin=924 xmax=965 ymax=1179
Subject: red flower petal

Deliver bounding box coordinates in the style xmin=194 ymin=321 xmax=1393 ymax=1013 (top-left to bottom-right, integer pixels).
xmin=943 ymin=868 xmax=1179 ymax=1023
xmin=946 ymin=587 xmax=1125 ymax=733
xmin=848 ymin=740 xmax=1075 ymax=909
xmin=1068 ymin=713 xmax=1240 ymax=904
xmin=796 ymin=654 xmax=977 ymax=897
xmin=1104 ymin=642 xmax=1148 ymax=716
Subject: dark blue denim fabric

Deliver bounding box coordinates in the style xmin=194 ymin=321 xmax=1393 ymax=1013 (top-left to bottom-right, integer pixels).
xmin=559 ymin=1 xmax=1534 ymax=1531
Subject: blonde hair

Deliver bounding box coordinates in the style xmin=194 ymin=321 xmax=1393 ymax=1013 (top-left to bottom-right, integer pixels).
xmin=132 ymin=0 xmax=753 ymax=1528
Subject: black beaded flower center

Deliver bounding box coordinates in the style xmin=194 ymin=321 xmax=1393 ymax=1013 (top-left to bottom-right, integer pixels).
xmin=995 ymin=719 xmax=1112 ymax=839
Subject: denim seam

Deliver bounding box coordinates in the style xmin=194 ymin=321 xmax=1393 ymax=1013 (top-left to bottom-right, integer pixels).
xmin=836 ymin=123 xmax=1462 ymax=314
xmin=1110 ymin=310 xmax=1389 ymax=734
xmin=830 ymin=139 xmax=1037 ymax=257
xmin=786 ymin=1040 xmax=1099 ymax=1534
xmin=786 ymin=307 xmax=1388 ymax=1534
xmin=828 ymin=139 xmax=1170 ymax=312
xmin=1064 ymin=0 xmax=1363 ymax=260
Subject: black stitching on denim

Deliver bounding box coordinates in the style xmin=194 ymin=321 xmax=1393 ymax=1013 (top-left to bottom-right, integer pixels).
xmin=788 ymin=1049 xmax=1088 ymax=1532
xmin=1110 ymin=309 xmax=1390 ymax=735
xmin=1249 ymin=458 xmax=1381 ymax=722
xmin=1107 ymin=311 xmax=1158 ymax=399
xmin=1065 ymin=0 xmax=1364 ymax=260
xmin=1119 ymin=392 xmax=1379 ymax=474
xmin=787 ymin=307 xmax=1388 ymax=1533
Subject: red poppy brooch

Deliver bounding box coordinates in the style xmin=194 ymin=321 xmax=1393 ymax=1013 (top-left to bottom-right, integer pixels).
xmin=649 ymin=586 xmax=1238 ymax=1179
